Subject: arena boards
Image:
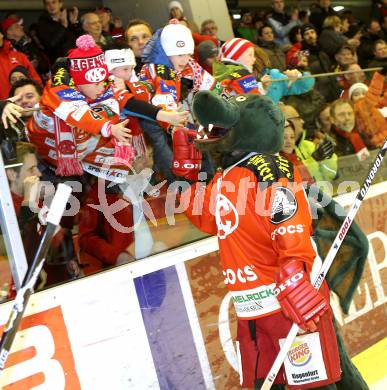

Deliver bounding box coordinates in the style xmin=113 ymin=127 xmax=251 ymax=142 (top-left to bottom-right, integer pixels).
xmin=0 ymin=181 xmax=386 ymax=389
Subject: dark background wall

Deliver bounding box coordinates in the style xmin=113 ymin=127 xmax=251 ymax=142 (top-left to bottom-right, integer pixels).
xmin=0 ymin=0 xmax=377 ymax=31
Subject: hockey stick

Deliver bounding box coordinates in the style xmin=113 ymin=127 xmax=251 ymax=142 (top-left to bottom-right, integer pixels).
xmin=268 ymin=66 xmax=382 ymax=83
xmin=261 ymin=139 xmax=387 ymax=390
xmin=0 ymin=183 xmax=72 ymax=372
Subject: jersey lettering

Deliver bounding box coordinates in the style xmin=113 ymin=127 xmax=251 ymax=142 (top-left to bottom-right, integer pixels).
xmin=223 ymin=265 xmax=258 ymax=285
xmin=271 ymin=224 xmax=304 ymax=240
xmin=273 ymin=272 xmax=304 ymax=295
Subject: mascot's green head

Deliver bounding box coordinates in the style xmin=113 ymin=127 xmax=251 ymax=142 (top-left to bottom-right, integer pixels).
xmin=192 ymin=91 xmax=285 ymax=154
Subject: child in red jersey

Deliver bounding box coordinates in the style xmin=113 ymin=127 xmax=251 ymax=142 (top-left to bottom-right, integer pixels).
xmin=27 ymin=35 xmax=188 ymax=183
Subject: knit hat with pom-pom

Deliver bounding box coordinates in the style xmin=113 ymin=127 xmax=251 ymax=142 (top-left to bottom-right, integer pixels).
xmin=67 ymin=35 xmax=108 ymax=85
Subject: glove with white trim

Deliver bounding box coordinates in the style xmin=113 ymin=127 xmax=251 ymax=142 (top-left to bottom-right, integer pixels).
xmin=172 ymin=127 xmax=202 ymax=181
xmin=274 ymin=260 xmax=329 ymax=332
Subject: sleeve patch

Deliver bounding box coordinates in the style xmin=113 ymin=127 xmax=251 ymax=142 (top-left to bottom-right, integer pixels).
xmin=270 ymin=187 xmax=298 ymax=224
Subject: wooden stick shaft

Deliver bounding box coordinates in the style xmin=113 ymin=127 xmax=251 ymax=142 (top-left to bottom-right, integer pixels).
xmin=269 ymin=66 xmax=382 ymax=82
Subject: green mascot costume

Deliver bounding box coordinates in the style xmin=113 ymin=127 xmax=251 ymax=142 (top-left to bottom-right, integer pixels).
xmin=173 ymin=91 xmax=369 ymax=389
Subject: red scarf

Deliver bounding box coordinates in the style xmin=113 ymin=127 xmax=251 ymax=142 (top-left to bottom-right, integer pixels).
xmin=280 ymin=152 xmax=314 ymax=186
xmin=334 ymin=127 xmax=366 ymax=153
xmin=177 ymin=58 xmax=204 ymax=94
xmin=53 ymin=116 xmax=83 ymax=176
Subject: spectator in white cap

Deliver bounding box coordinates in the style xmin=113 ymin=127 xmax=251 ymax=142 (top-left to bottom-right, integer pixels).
xmin=348 ymin=82 xmax=368 ymax=103
xmin=139 ymin=19 xmax=224 ymax=181
xmin=105 ymin=48 xmax=138 ymax=88
xmin=168 ymin=1 xmax=184 ymax=20
xmin=141 ymin=19 xmax=222 ymax=112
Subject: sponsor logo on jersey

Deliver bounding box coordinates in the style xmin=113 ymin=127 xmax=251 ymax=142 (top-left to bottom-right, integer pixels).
xmin=48 ymin=149 xmax=57 ymax=159
xmin=223 ymin=265 xmax=258 ymax=285
xmin=237 ymin=76 xmax=258 ymax=92
xmin=270 ymin=187 xmax=297 ymax=224
xmin=160 ymin=80 xmax=177 ymax=100
xmin=44 ymin=137 xmax=56 ymax=147
xmin=97 ymin=147 xmax=115 ymax=155
xmin=95 ymin=155 xmax=116 ymax=164
xmin=52 ymin=67 xmax=71 ymax=87
xmin=244 ymin=154 xmax=293 ymax=187
xmin=232 ymin=288 xmax=274 ymax=303
xmin=56 ymin=88 xmax=85 ymax=101
xmin=271 ymin=224 xmax=304 ymax=240
xmin=215 ymin=191 xmax=239 ymax=239
xmin=288 ymin=341 xmax=313 ymax=367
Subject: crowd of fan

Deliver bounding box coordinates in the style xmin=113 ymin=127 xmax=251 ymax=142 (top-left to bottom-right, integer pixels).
xmin=0 ymin=0 xmax=386 ymax=296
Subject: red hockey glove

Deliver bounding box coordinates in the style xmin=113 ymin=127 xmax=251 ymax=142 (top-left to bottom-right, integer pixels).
xmin=172 ymin=127 xmax=202 ymax=181
xmin=274 ymin=260 xmax=329 ymax=332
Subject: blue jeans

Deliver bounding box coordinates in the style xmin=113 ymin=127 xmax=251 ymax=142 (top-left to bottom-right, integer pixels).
xmin=140 ymin=119 xmax=175 ymax=182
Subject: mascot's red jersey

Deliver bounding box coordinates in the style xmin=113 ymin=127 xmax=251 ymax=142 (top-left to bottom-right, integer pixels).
xmin=184 ymin=153 xmax=322 ymax=320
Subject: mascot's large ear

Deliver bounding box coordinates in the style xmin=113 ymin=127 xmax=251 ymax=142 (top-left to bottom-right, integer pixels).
xmin=193 ymin=91 xmax=240 ymax=128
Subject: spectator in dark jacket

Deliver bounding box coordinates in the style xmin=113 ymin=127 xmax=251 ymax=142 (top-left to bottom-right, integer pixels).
xmin=368 ymin=39 xmax=387 ymax=68
xmin=9 ymin=66 xmax=30 ymax=86
xmin=1 ymin=17 xmax=50 ymax=78
xmin=309 ymin=0 xmax=337 ymax=33
xmin=334 ymin=43 xmax=358 ymax=72
xmin=358 ymin=19 xmax=386 ymax=67
xmin=36 ymin=0 xmax=82 ymax=63
xmin=319 ymin=16 xmax=348 ymax=57
xmin=301 ymin=23 xmax=341 ymax=101
xmin=258 ymin=25 xmax=286 ymax=71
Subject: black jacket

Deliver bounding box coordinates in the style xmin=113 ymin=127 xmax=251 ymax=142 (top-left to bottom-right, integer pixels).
xmin=36 ymin=12 xmax=82 ymax=63
xmin=302 ymin=41 xmax=341 ymax=102
xmin=309 ymin=5 xmax=337 ymax=33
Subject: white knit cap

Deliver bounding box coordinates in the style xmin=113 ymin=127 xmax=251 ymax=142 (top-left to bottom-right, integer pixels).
xmin=348 ymin=82 xmax=368 ymax=100
xmin=104 ymin=48 xmax=136 ymax=71
xmin=168 ymin=1 xmax=183 ymax=12
xmin=160 ymin=22 xmax=194 ymax=56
